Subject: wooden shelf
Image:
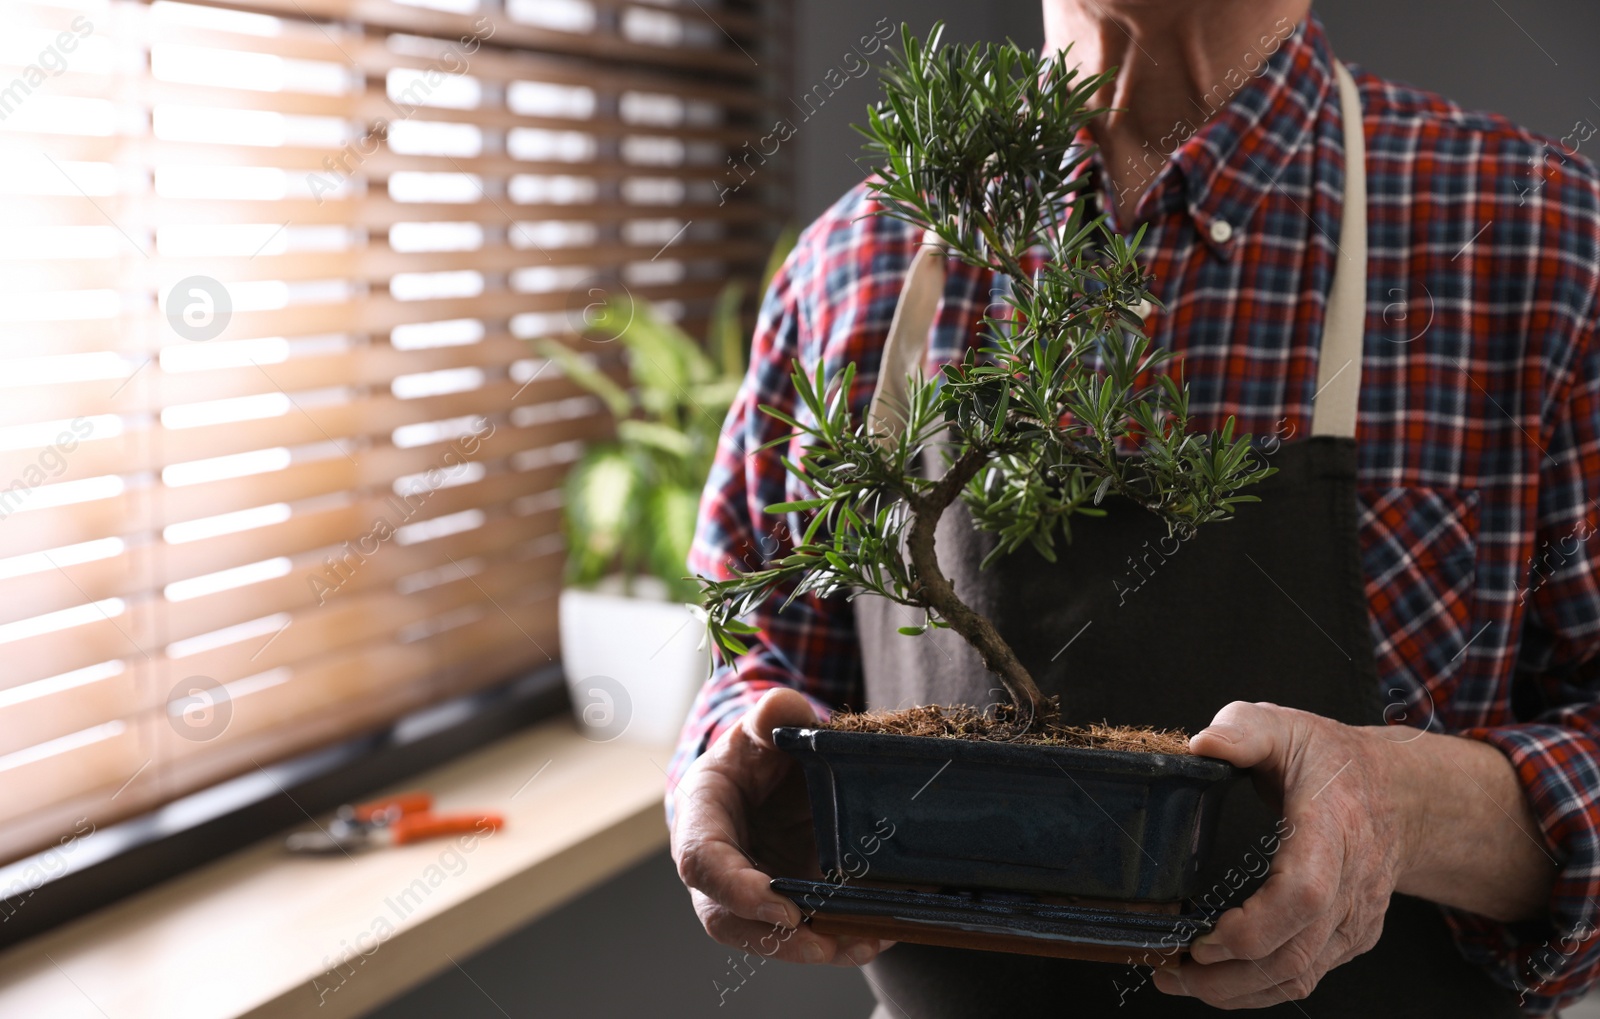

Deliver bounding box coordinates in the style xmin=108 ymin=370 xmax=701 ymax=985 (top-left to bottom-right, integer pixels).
xmin=0 ymin=718 xmax=673 ymax=1018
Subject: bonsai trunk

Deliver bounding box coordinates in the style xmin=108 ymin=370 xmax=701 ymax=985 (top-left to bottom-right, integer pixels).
xmin=906 ymin=446 xmax=1053 ymax=726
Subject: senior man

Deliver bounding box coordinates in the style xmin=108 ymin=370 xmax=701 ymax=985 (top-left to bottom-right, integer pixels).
xmin=667 ymin=0 xmax=1600 ymax=1014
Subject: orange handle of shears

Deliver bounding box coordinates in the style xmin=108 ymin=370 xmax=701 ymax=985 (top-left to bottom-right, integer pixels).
xmin=389 ymin=813 xmax=504 ymax=845
xmin=351 ymin=792 xmax=433 ymax=824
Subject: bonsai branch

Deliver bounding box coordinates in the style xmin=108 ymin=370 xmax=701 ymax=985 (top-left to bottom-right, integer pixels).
xmin=906 ymin=446 xmax=1050 ymax=724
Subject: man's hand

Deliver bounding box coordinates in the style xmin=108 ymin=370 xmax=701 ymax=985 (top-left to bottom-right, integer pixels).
xmin=670 ymin=688 xmax=892 ymax=967
xmin=1154 ymin=700 xmax=1553 ymax=1008
xmin=1151 ymin=702 xmax=1402 ymax=1007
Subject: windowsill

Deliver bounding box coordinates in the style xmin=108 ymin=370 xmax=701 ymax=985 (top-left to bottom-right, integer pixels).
xmin=0 ymin=717 xmax=673 ymax=1018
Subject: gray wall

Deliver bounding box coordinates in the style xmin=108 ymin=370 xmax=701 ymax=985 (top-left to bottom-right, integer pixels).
xmin=791 ymin=0 xmax=1600 ymax=222
xmin=1318 ymin=0 xmax=1600 ymax=140
xmin=371 ymin=4 xmax=1600 ymax=1015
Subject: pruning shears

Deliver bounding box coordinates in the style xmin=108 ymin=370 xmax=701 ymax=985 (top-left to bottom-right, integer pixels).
xmin=285 ymin=792 xmax=503 ymax=855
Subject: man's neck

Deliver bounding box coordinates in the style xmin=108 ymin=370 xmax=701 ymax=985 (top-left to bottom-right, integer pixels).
xmin=1043 ymin=0 xmax=1312 ymax=218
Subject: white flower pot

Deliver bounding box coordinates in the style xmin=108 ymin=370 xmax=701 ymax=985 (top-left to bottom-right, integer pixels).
xmin=557 ymin=576 xmax=709 ymax=746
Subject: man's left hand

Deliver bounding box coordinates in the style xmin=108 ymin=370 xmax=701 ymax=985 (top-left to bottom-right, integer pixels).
xmin=1151 ymin=701 xmax=1410 ymax=1008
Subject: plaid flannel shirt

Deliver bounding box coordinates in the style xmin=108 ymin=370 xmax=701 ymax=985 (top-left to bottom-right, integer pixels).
xmin=669 ymin=16 xmax=1600 ymax=1012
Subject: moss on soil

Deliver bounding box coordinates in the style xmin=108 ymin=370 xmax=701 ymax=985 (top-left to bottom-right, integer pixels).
xmin=824 ymin=703 xmax=1192 ymax=755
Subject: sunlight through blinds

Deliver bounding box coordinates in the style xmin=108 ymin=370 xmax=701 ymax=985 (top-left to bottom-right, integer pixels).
xmin=0 ymin=0 xmax=788 ymax=863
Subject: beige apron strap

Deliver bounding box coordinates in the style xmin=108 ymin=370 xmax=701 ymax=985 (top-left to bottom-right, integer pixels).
xmin=866 ymin=229 xmax=945 ymax=444
xmin=1311 ymin=62 xmax=1367 ymax=439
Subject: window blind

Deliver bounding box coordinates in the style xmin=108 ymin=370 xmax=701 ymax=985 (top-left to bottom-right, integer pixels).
xmin=0 ymin=0 xmax=787 ymax=865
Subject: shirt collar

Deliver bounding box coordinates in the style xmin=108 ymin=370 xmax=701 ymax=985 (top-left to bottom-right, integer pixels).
xmin=1117 ymin=16 xmax=1338 ymax=256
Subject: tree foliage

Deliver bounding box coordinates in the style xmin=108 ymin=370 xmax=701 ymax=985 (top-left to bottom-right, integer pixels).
xmin=695 ymin=26 xmax=1273 ymax=718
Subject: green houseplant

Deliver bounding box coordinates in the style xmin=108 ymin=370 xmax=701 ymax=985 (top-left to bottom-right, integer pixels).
xmin=694 ymin=26 xmax=1273 ymax=906
xmin=545 ymin=234 xmax=795 ymax=744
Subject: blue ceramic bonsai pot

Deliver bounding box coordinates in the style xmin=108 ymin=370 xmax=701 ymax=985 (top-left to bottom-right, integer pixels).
xmin=775 ymin=726 xmax=1240 ymax=902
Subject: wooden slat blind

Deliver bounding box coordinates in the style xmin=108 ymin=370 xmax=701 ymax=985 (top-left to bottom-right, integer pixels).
xmin=0 ymin=0 xmax=787 ymax=863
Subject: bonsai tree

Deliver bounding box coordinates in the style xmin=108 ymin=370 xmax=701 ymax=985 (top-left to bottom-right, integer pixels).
xmin=539 ymin=231 xmax=795 ymax=601
xmin=695 ymin=27 xmax=1274 ymax=736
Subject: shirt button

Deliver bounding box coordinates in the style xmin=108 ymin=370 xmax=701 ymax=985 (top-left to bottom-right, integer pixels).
xmin=1208 ymin=219 xmax=1234 ymax=244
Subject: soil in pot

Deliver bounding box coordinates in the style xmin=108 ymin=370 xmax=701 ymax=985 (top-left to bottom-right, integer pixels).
xmin=823 ymin=702 xmax=1193 ymax=755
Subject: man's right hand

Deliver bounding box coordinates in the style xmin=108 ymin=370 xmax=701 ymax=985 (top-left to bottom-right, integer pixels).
xmin=670 ymin=687 xmax=892 ymax=966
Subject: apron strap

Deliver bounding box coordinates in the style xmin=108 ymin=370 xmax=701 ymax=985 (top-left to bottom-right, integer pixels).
xmin=1310 ymin=61 xmax=1367 ymax=439
xmin=865 ymin=64 xmax=1367 ymax=442
xmin=867 ymin=228 xmax=946 ymax=444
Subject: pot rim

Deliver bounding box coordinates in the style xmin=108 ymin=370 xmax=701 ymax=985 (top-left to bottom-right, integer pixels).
xmin=774 ymin=725 xmax=1239 ymax=782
